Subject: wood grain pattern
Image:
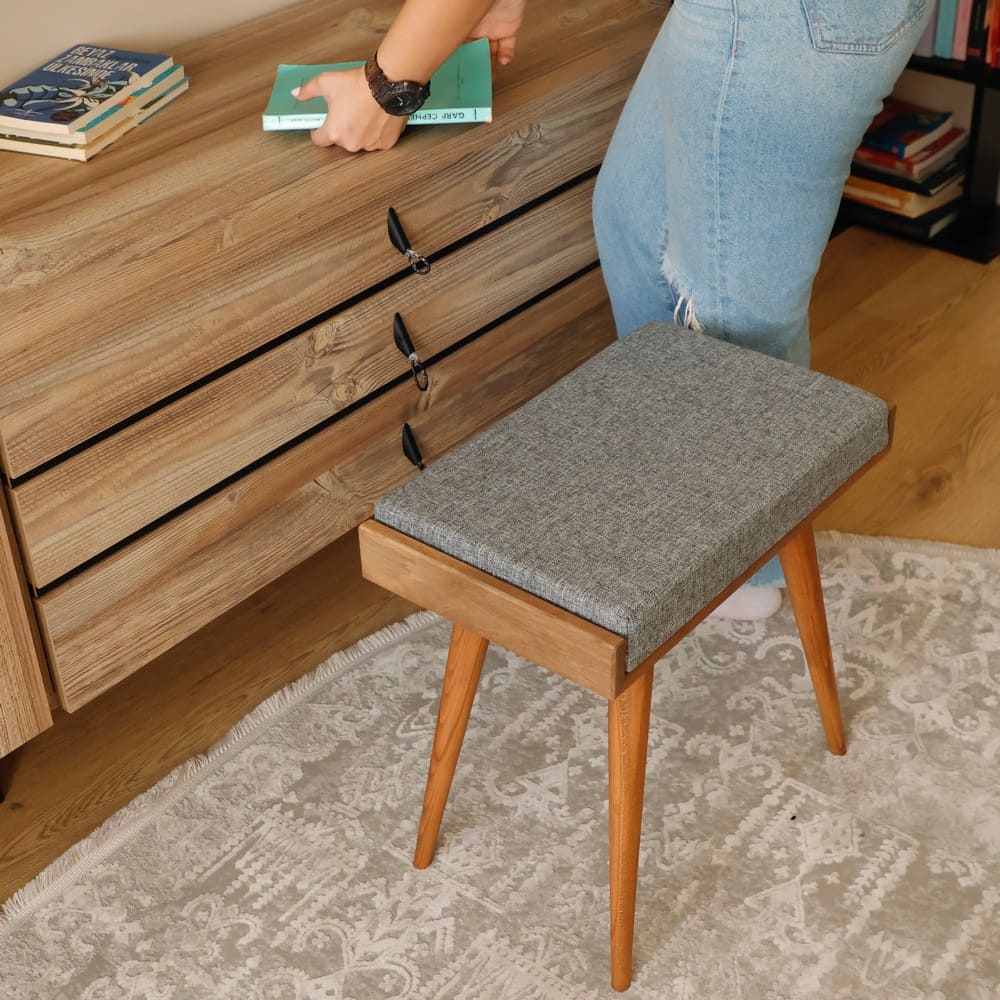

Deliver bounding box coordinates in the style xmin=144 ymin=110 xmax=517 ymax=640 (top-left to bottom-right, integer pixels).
xmin=412 ymin=625 xmax=489 ymax=870
xmin=0 ymin=487 xmax=51 ymax=757
xmin=608 ymin=668 xmax=654 ymax=993
xmin=37 ymin=273 xmax=616 ymax=711
xmin=779 ymin=525 xmax=846 ymax=756
xmin=11 ymin=180 xmax=598 ymax=588
xmin=359 ymin=520 xmax=627 ymax=699
xmin=812 ymin=227 xmax=1000 ymax=548
xmin=0 ymin=0 xmax=662 ymax=478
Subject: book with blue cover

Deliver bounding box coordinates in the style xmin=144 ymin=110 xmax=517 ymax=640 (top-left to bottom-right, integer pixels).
xmin=0 ymin=76 xmax=190 ymax=160
xmin=1 ymin=65 xmax=184 ymax=145
xmin=862 ymin=98 xmax=954 ymax=159
xmin=0 ymin=44 xmax=174 ymax=137
xmin=262 ymin=38 xmax=492 ymax=131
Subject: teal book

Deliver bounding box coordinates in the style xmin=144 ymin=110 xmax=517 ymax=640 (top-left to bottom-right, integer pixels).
xmin=262 ymin=38 xmax=492 ymax=130
xmin=934 ymin=0 xmax=959 ymax=57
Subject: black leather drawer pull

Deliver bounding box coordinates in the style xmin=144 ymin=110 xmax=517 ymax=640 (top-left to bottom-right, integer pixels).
xmin=387 ymin=207 xmax=431 ymax=275
xmin=401 ymin=423 xmax=426 ymax=470
xmin=393 ymin=313 xmax=430 ymax=391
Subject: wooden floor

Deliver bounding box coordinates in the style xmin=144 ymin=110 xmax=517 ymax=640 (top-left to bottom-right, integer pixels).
xmin=1 ymin=226 xmax=998 ymax=904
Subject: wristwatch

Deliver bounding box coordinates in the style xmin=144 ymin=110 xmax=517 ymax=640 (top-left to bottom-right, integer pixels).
xmin=364 ymin=50 xmax=431 ymax=116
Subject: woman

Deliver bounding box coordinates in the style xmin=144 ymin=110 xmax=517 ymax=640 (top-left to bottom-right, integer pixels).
xmin=296 ymin=0 xmax=931 ymax=619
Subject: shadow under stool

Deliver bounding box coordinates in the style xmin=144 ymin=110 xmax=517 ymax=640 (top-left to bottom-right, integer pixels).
xmin=358 ymin=321 xmax=893 ymax=992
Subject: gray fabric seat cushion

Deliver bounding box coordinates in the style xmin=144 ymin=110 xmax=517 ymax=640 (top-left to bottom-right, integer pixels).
xmin=375 ymin=323 xmax=888 ymax=670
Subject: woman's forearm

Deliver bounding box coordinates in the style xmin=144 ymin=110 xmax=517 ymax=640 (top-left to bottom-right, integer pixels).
xmin=377 ymin=0 xmax=498 ymax=83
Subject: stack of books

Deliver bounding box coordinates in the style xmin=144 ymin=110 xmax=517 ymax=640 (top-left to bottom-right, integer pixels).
xmin=843 ymin=97 xmax=968 ymax=241
xmin=915 ymin=0 xmax=1000 ymax=66
xmin=0 ymin=44 xmax=189 ymax=161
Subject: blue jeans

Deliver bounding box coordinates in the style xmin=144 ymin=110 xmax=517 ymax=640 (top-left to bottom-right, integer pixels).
xmin=593 ymin=0 xmax=930 ymax=585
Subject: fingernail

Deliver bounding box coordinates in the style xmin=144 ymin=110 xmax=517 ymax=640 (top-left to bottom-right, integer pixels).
xmin=291 ymin=87 xmax=301 ymax=97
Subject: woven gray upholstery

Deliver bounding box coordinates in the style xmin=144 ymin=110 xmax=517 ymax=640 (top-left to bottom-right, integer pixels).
xmin=376 ymin=323 xmax=888 ymax=670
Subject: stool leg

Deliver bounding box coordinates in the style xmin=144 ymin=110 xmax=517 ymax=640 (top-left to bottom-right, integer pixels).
xmin=413 ymin=624 xmax=489 ymax=870
xmin=608 ymin=669 xmax=654 ymax=992
xmin=779 ymin=525 xmax=847 ymax=756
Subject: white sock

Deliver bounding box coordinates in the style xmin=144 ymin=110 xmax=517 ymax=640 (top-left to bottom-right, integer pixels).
xmin=709 ymin=584 xmax=782 ymax=621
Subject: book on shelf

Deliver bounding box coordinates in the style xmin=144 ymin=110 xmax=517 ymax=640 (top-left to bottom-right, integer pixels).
xmin=935 ymin=0 xmax=959 ymax=57
xmin=0 ymin=44 xmax=173 ymax=138
xmin=843 ymin=173 xmax=963 ymax=217
xmin=854 ymin=125 xmax=968 ymax=180
xmin=972 ymin=0 xmax=998 ymax=65
xmin=953 ymin=0 xmax=974 ymax=58
xmin=262 ymin=38 xmax=492 ymax=131
xmin=0 ymin=76 xmax=189 ymax=160
xmin=849 ymin=153 xmax=966 ymax=196
xmin=919 ymin=0 xmax=1000 ymax=65
xmin=843 ymin=199 xmax=962 ymax=242
xmin=965 ymin=0 xmax=990 ymax=60
xmin=915 ymin=1 xmax=939 ymax=56
xmin=863 ymin=98 xmax=954 ymax=158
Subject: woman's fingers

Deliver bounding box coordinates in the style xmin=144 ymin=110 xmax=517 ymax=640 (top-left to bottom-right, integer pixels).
xmin=296 ymin=67 xmax=407 ymax=152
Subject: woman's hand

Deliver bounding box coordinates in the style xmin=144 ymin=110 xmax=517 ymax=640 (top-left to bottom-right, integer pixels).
xmin=294 ymin=66 xmax=408 ymax=152
xmin=294 ymin=0 xmax=529 ymax=153
xmin=469 ymin=0 xmax=527 ymax=64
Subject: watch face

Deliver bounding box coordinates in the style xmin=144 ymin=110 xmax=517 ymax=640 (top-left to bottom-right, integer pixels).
xmin=384 ymin=86 xmax=425 ymax=116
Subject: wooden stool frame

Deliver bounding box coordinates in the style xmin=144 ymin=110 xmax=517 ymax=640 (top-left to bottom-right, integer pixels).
xmin=359 ymin=418 xmax=892 ymax=992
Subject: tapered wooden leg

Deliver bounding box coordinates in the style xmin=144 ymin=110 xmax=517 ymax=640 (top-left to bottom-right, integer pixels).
xmin=608 ymin=668 xmax=654 ymax=992
xmin=779 ymin=524 xmax=847 ymax=756
xmin=413 ymin=624 xmax=489 ymax=870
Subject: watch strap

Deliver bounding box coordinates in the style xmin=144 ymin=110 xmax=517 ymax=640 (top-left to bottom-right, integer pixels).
xmin=364 ymin=50 xmax=430 ymax=115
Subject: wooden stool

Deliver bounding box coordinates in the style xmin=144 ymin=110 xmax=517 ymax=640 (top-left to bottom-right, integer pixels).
xmin=358 ymin=322 xmax=892 ymax=992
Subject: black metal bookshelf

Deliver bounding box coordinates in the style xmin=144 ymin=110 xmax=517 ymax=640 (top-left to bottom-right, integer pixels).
xmin=907 ymin=54 xmax=1000 ymax=88
xmin=842 ymin=54 xmax=1000 ymax=264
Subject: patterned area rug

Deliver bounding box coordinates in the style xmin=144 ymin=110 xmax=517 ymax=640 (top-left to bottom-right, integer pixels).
xmin=2 ymin=533 xmax=999 ymax=999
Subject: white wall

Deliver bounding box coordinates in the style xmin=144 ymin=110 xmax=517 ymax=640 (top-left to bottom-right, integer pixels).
xmin=1 ymin=1 xmax=294 ymax=83
xmin=894 ymin=70 xmax=974 ymax=128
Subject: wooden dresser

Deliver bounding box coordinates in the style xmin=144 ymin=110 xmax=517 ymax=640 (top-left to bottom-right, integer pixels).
xmin=0 ymin=0 xmax=662 ymax=756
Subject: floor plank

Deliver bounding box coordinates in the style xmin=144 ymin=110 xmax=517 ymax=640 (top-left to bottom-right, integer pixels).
xmin=2 ymin=225 xmax=998 ymax=903
xmin=812 ymin=228 xmax=1000 ymax=548
xmin=0 ymin=532 xmax=415 ymax=902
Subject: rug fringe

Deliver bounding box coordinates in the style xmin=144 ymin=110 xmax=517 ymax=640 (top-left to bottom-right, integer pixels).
xmin=0 ymin=610 xmax=442 ymax=932
xmin=4 ymin=534 xmax=997 ymax=930
xmin=816 ymin=530 xmax=1000 ymax=565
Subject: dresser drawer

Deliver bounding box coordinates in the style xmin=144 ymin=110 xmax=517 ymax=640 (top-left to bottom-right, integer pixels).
xmin=11 ymin=178 xmax=598 ymax=589
xmin=0 ymin=0 xmax=660 ymax=480
xmin=36 ymin=268 xmax=616 ymax=711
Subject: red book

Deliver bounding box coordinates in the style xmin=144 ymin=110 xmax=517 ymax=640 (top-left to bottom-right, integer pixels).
xmin=854 ymin=127 xmax=969 ymax=179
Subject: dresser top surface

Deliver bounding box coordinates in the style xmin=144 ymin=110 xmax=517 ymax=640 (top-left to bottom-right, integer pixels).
xmin=0 ymin=0 xmax=658 ymax=218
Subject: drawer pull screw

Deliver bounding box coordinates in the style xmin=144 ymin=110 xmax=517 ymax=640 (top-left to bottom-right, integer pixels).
xmin=393 ymin=313 xmax=430 ymax=391
xmin=387 ymin=207 xmax=431 ymax=275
